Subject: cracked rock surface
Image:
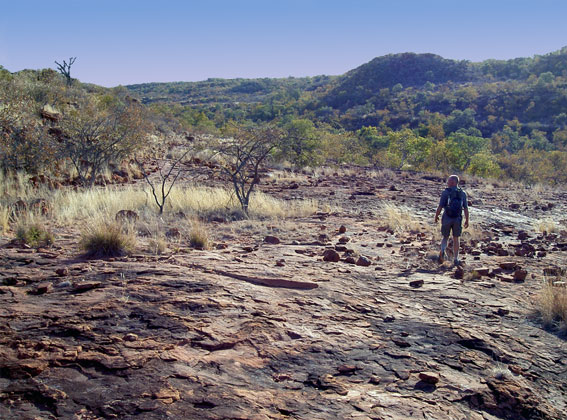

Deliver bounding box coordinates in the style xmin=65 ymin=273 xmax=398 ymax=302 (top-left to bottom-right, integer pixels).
xmin=1 ymin=168 xmax=567 ymax=419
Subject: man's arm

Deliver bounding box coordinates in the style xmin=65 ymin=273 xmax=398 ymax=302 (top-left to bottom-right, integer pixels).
xmin=463 ymin=207 xmax=469 ymax=229
xmin=434 ymin=206 xmax=442 ymax=223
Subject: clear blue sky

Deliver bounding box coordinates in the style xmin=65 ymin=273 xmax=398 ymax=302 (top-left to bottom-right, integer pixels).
xmin=1 ymin=0 xmax=566 ymax=87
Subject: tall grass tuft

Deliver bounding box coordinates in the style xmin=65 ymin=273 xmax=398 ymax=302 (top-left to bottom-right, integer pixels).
xmin=80 ymin=222 xmax=134 ymax=258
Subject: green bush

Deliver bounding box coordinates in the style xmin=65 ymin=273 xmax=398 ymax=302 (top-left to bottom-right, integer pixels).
xmin=16 ymin=223 xmax=54 ymax=247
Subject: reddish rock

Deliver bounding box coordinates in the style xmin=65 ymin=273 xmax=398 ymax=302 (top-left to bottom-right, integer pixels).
xmin=454 ymin=266 xmax=464 ymax=279
xmin=409 ymin=279 xmax=424 ymax=288
xmin=338 ymin=225 xmax=347 ymax=234
xmin=263 ymin=235 xmax=281 ymax=244
xmin=513 ymin=269 xmax=527 ymax=282
xmin=419 ymin=371 xmax=440 ymax=384
xmin=499 ymin=261 xmax=518 ymax=271
xmin=323 ymin=249 xmax=341 ymax=262
xmin=344 ymin=256 xmax=356 ymax=264
xmin=55 ymin=267 xmax=69 ymax=277
xmin=356 ymin=256 xmax=372 ymax=267
xmin=166 ymin=228 xmax=181 ymax=239
xmin=338 ymin=236 xmax=350 ymax=244
xmin=115 ymin=209 xmax=139 ymax=223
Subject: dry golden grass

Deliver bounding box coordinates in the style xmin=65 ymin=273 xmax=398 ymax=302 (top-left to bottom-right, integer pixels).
xmin=534 ymin=218 xmax=560 ymax=234
xmin=379 ymin=203 xmax=429 ymax=233
xmin=50 ymin=185 xmax=318 ymax=223
xmin=537 ymin=279 xmax=567 ymax=333
xmin=189 ymin=220 xmax=210 ymax=249
xmin=0 ymin=205 xmax=9 ymax=234
xmin=80 ymin=222 xmax=135 ymax=258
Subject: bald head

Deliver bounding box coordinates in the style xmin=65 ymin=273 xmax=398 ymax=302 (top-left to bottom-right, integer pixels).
xmin=447 ymin=175 xmax=459 ymax=188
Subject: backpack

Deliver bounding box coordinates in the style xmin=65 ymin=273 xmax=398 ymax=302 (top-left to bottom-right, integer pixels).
xmin=445 ymin=187 xmax=464 ymax=218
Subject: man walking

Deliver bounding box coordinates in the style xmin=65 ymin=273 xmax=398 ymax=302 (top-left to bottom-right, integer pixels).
xmin=434 ymin=175 xmax=469 ymax=266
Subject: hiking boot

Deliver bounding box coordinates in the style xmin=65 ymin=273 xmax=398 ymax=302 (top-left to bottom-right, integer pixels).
xmin=439 ymin=251 xmax=447 ymax=264
xmin=454 ymin=259 xmax=462 ymax=267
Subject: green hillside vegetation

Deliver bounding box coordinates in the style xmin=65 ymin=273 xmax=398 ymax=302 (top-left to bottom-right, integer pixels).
xmin=1 ymin=48 xmax=567 ymax=186
xmin=126 ymin=47 xmax=567 ymax=183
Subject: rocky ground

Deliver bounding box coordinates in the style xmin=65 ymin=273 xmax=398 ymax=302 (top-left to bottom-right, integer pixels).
xmin=1 ymin=166 xmax=567 ymax=419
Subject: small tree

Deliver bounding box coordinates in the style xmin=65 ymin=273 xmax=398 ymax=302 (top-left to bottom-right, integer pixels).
xmin=55 ymin=57 xmax=76 ymax=86
xmin=135 ymin=147 xmax=191 ymax=215
xmin=57 ymin=97 xmax=148 ymax=186
xmin=216 ymin=124 xmax=283 ymax=215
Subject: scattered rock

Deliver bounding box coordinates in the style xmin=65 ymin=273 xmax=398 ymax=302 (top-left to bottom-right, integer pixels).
xmin=499 ymin=261 xmax=518 ymax=271
xmin=338 ymin=225 xmax=347 ymax=234
xmin=166 ymin=228 xmax=181 ymax=239
xmin=454 ymin=266 xmax=464 ymax=279
xmin=55 ymin=267 xmax=69 ymax=277
xmin=513 ymin=269 xmax=527 ymax=282
xmin=356 ymin=256 xmax=372 ymax=267
xmin=323 ymin=249 xmax=341 ymax=262
xmin=409 ymin=279 xmax=424 ymax=288
xmin=115 ymin=209 xmax=139 ymax=223
xmin=344 ymin=256 xmax=356 ymax=264
xmin=123 ymin=333 xmax=139 ymax=342
xmin=338 ymin=236 xmax=350 ymax=244
xmin=264 ymin=236 xmax=281 ymax=244
xmin=418 ymin=371 xmax=440 ymax=385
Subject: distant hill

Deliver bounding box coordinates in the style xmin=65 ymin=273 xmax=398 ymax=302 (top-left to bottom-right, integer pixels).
xmin=126 ymin=75 xmax=335 ymax=106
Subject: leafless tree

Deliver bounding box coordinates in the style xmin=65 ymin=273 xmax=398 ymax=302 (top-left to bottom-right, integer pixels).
xmin=135 ymin=148 xmax=191 ymax=215
xmin=54 ymin=57 xmax=76 ymax=86
xmin=216 ymin=124 xmax=283 ymax=215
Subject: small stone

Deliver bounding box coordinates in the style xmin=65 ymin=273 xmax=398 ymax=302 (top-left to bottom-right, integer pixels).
xmin=409 ymin=279 xmax=424 ymax=288
xmin=475 ymin=267 xmax=491 ymax=276
xmin=124 ymin=333 xmax=139 ymax=342
xmin=55 ymin=267 xmax=69 ymax=277
xmin=369 ymin=376 xmax=381 ymax=384
xmin=356 ymin=256 xmax=372 ymax=267
xmin=513 ymin=269 xmax=527 ymax=282
xmin=454 ymin=266 xmax=464 ymax=279
xmin=338 ymin=236 xmax=350 ymax=244
xmin=276 ymin=259 xmax=285 ymax=267
xmin=338 ymin=225 xmax=347 ymax=234
xmin=55 ymin=281 xmax=71 ymax=288
xmin=418 ymin=371 xmax=440 ymax=384
xmin=34 ymin=282 xmax=52 ymax=295
xmin=344 ymin=256 xmax=356 ymax=264
xmin=499 ymin=261 xmax=518 ymax=271
xmin=337 ymin=364 xmax=357 ymax=375
xmin=392 ymin=338 xmax=411 ymax=348
xmin=323 ymin=249 xmax=341 ymax=262
xmin=165 ymin=228 xmax=181 ymax=239
xmin=496 ymin=308 xmax=510 ymax=316
xmin=264 ymin=236 xmax=281 ymax=244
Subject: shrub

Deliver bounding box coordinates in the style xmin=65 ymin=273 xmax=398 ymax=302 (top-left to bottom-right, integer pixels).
xmin=16 ymin=222 xmax=54 ymax=247
xmin=189 ymin=223 xmax=210 ymax=249
xmin=537 ymin=279 xmax=567 ymax=334
xmin=80 ymin=223 xmax=134 ymax=258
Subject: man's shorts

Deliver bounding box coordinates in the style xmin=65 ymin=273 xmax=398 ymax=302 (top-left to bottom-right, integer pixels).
xmin=441 ymin=216 xmax=462 ymax=237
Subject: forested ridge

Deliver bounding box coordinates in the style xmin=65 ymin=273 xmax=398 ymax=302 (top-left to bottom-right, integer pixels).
xmin=2 ymin=47 xmax=567 ymax=184
xmin=125 ymin=47 xmax=567 ymax=183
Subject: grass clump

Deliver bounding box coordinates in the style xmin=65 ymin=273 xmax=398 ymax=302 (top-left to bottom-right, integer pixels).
xmin=380 ymin=203 xmax=426 ymax=233
xmin=15 ymin=222 xmax=54 ymax=247
xmin=536 ymin=279 xmax=567 ymax=334
xmin=534 ymin=218 xmax=560 ymax=234
xmin=189 ymin=222 xmax=210 ymax=249
xmin=80 ymin=223 xmax=134 ymax=258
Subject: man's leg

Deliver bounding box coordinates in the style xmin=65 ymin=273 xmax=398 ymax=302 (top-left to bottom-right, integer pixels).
xmin=453 ymin=236 xmax=460 ymax=264
xmin=440 ymin=236 xmax=448 ymax=262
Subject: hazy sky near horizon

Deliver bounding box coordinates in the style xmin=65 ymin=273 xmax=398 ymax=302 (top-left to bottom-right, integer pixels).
xmin=1 ymin=0 xmax=566 ymax=87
